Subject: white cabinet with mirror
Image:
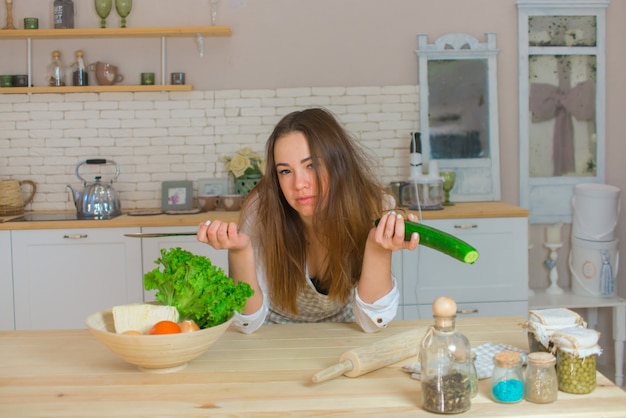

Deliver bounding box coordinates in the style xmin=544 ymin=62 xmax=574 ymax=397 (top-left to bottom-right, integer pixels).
xmin=416 ymin=33 xmax=501 ymax=202
xmin=517 ymin=0 xmax=609 ymax=224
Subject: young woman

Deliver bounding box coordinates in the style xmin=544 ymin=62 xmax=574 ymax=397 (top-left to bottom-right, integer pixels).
xmin=197 ymin=108 xmax=419 ymax=333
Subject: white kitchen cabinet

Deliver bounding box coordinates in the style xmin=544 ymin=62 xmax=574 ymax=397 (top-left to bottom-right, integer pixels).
xmin=12 ymin=227 xmax=143 ymax=330
xmin=398 ymin=216 xmax=528 ymax=319
xmin=0 ymin=231 xmax=14 ymax=330
xmin=140 ymin=225 xmax=229 ymax=302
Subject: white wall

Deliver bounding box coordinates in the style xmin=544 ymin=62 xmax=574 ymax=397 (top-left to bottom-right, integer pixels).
xmin=0 ymin=85 xmax=418 ymax=211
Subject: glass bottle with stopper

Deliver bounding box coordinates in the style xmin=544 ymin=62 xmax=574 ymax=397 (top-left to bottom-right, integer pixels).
xmin=420 ymin=296 xmax=472 ymax=414
xmin=72 ymin=50 xmax=88 ymax=87
xmin=47 ymin=50 xmax=66 ymax=87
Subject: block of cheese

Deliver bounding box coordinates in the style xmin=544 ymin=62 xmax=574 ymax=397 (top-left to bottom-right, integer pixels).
xmin=112 ymin=303 xmax=179 ymax=334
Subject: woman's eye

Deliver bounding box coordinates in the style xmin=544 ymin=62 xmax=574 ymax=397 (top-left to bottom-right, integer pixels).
xmin=278 ymin=168 xmax=291 ymax=175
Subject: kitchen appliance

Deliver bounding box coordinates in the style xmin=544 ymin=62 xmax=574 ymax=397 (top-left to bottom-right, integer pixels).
xmin=399 ymin=177 xmax=444 ymax=211
xmin=67 ymin=159 xmax=122 ymax=220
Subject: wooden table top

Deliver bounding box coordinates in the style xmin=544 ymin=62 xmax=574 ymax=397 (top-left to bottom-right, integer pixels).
xmin=0 ymin=201 xmax=528 ymax=231
xmin=1 ymin=316 xmax=624 ymax=417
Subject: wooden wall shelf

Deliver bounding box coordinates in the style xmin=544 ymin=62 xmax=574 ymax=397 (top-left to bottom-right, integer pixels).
xmin=0 ymin=85 xmax=193 ymax=94
xmin=0 ymin=26 xmax=232 ymax=40
xmin=0 ymin=26 xmax=231 ymax=93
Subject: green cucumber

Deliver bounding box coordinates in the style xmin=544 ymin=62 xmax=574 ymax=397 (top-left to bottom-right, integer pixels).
xmin=375 ymin=218 xmax=479 ymax=264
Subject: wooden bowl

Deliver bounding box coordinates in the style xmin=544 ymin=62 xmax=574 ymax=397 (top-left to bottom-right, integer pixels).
xmin=86 ymin=308 xmax=232 ymax=373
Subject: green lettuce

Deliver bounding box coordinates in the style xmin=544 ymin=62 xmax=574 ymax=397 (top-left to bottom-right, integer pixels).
xmin=143 ymin=247 xmax=253 ymax=329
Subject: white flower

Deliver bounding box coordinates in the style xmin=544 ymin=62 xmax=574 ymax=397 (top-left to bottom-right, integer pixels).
xmin=225 ymin=147 xmax=264 ymax=179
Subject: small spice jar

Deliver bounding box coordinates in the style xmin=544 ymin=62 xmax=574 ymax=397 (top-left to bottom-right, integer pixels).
xmin=491 ymin=350 xmax=524 ymax=403
xmin=524 ymin=352 xmax=558 ymax=403
xmin=552 ymin=327 xmax=602 ymax=394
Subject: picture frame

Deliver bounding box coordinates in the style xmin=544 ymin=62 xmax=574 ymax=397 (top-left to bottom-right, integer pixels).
xmin=161 ymin=180 xmax=194 ymax=211
xmin=197 ymin=178 xmax=230 ymax=196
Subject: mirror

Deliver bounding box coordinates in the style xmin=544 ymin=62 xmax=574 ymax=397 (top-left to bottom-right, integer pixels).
xmin=517 ymin=1 xmax=608 ymax=224
xmin=417 ymin=33 xmax=501 ymax=202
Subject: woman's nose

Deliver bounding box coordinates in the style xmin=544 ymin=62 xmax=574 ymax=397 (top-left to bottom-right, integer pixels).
xmin=294 ymin=170 xmax=310 ymax=190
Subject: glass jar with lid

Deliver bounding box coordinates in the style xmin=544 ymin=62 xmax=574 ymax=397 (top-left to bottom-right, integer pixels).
xmin=525 ymin=308 xmax=586 ymax=353
xmin=419 ymin=296 xmax=472 ymax=414
xmin=491 ymin=350 xmax=524 ymax=403
xmin=552 ymin=327 xmax=602 ymax=394
xmin=524 ymin=352 xmax=558 ymax=403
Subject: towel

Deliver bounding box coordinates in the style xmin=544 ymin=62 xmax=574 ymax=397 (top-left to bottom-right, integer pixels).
xmin=403 ymin=343 xmax=528 ymax=380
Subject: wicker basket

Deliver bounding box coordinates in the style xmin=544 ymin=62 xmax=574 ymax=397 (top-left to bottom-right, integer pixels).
xmin=0 ymin=179 xmax=37 ymax=216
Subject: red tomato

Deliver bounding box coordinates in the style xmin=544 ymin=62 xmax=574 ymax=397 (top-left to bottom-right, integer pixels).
xmin=149 ymin=320 xmax=181 ymax=335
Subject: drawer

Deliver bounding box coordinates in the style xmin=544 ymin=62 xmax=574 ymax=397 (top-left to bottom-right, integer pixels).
xmin=401 ymin=300 xmax=528 ymax=320
xmin=401 ymin=217 xmax=528 ymax=305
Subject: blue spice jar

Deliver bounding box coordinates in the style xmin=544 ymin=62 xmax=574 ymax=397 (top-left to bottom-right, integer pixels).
xmin=491 ymin=350 xmax=524 ymax=403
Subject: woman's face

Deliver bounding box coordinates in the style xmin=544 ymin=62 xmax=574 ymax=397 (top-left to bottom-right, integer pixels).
xmin=274 ymin=131 xmax=327 ymax=220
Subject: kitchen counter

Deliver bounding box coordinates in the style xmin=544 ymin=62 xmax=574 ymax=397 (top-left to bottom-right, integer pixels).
xmin=1 ymin=316 xmax=624 ymax=417
xmin=0 ymin=201 xmax=528 ymax=230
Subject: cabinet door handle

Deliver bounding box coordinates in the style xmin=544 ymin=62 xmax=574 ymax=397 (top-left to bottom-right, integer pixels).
xmin=457 ymin=308 xmax=479 ymax=315
xmin=454 ymin=224 xmax=478 ymax=229
xmin=63 ymin=234 xmax=88 ymax=239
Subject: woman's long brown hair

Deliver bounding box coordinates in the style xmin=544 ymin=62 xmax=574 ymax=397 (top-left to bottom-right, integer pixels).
xmin=241 ymin=108 xmax=388 ymax=314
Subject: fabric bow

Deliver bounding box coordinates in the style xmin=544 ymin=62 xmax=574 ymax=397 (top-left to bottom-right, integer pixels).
xmin=529 ymin=58 xmax=595 ymax=176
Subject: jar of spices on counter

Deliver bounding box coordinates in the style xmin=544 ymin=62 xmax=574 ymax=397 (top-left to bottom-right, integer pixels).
xmin=491 ymin=350 xmax=524 ymax=403
xmin=524 ymin=352 xmax=558 ymax=403
xmin=552 ymin=327 xmax=602 ymax=394
xmin=420 ymin=296 xmax=472 ymax=414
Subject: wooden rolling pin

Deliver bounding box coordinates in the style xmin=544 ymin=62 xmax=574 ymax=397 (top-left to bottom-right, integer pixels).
xmin=312 ymin=326 xmax=426 ymax=383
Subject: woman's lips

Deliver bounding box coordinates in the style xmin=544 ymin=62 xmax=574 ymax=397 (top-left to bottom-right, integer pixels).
xmin=296 ymin=195 xmax=315 ymax=205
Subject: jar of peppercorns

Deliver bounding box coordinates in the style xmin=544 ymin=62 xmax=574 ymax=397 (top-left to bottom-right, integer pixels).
xmin=551 ymin=327 xmax=602 ymax=394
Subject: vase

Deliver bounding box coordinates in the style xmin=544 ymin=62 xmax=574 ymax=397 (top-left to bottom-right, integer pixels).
xmin=234 ymin=175 xmax=261 ymax=198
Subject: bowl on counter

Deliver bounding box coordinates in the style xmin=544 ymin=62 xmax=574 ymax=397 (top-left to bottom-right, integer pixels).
xmin=86 ymin=306 xmax=233 ymax=373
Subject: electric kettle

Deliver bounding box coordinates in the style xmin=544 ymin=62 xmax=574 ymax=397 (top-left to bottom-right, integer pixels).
xmin=66 ymin=159 xmax=122 ymax=219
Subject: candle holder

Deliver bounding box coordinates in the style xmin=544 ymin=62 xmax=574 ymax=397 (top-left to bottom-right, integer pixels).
xmin=544 ymin=242 xmax=564 ymax=295
xmin=3 ymin=0 xmax=16 ymax=30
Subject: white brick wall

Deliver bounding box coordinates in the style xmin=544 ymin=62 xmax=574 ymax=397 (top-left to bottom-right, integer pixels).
xmin=0 ymin=85 xmax=419 ymax=211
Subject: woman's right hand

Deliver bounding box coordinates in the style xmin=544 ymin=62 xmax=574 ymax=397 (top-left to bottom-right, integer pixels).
xmin=197 ymin=220 xmax=251 ymax=251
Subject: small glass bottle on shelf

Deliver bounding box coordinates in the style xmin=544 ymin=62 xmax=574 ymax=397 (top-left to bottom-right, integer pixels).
xmin=47 ymin=50 xmax=66 ymax=87
xmin=53 ymin=0 xmax=75 ymax=29
xmin=524 ymin=352 xmax=558 ymax=403
xmin=420 ymin=296 xmax=472 ymax=414
xmin=72 ymin=50 xmax=88 ymax=87
xmin=491 ymin=350 xmax=524 ymax=403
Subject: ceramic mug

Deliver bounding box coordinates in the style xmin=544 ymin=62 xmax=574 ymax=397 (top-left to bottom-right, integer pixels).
xmin=89 ymin=61 xmax=124 ymax=86
xmin=218 ymin=194 xmax=243 ymax=211
xmin=197 ymin=195 xmax=219 ymax=212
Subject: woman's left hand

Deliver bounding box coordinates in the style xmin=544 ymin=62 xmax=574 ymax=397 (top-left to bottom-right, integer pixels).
xmin=372 ymin=211 xmax=420 ymax=251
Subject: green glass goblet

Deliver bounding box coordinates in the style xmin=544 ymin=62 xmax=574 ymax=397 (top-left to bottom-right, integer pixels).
xmin=94 ymin=0 xmax=113 ymax=28
xmin=114 ymin=0 xmax=132 ymax=28
xmin=441 ymin=170 xmax=456 ymax=206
